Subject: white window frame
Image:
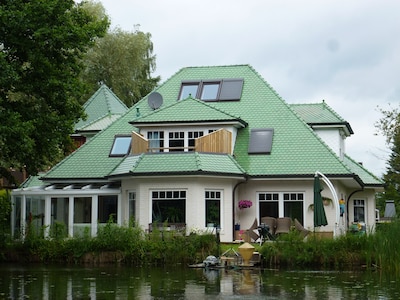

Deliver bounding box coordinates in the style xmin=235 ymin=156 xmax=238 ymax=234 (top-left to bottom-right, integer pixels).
xmin=205 ymin=189 xmax=223 ymax=229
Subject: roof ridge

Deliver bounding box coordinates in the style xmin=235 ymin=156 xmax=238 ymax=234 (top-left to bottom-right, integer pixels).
xmin=133 ymin=95 xmax=245 ymax=123
xmin=194 ymin=152 xmax=202 ymax=171
xmin=291 ymin=101 xmax=346 ymax=122
xmin=79 ymin=112 xmax=123 ymax=130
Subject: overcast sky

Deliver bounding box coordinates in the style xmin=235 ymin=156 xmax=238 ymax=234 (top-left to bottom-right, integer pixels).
xmin=98 ymin=0 xmax=399 ymax=177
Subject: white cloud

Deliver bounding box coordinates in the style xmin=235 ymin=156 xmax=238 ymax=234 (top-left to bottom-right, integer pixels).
xmin=99 ymin=0 xmax=399 ymax=177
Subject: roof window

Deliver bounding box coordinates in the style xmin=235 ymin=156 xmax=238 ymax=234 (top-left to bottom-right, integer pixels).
xmin=110 ymin=135 xmax=131 ymax=157
xmin=248 ymin=128 xmax=274 ymax=154
xmin=178 ymin=78 xmax=243 ymax=101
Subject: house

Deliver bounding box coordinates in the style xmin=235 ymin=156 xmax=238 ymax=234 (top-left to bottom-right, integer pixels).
xmin=11 ymin=65 xmax=383 ymax=242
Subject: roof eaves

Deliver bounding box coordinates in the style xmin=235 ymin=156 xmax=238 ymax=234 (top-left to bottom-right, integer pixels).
xmin=309 ymin=122 xmax=354 ymax=135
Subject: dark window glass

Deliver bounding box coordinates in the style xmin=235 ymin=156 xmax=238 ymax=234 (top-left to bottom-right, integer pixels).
xmin=284 ymin=201 xmax=303 ymax=223
xmin=248 ymin=128 xmax=274 ymax=154
xmin=98 ymin=195 xmax=118 ymax=223
xmin=219 ymin=78 xmax=244 ymax=100
xmin=259 ymin=202 xmax=278 ymax=219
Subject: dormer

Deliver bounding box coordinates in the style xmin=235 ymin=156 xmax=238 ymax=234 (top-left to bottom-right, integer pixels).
xmin=129 ymin=96 xmax=247 ymax=155
xmin=291 ymin=101 xmax=353 ymax=160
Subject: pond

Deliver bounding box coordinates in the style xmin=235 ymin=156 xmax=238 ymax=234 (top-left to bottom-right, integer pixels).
xmin=0 ymin=264 xmax=399 ymax=299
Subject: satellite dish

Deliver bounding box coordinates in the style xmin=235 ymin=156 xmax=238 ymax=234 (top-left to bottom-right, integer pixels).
xmin=148 ymin=92 xmax=163 ymax=110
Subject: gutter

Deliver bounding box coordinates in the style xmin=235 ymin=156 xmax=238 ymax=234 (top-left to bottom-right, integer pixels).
xmin=232 ymin=176 xmax=248 ymax=241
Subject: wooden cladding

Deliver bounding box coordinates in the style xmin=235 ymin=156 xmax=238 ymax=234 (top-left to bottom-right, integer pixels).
xmin=195 ymin=129 xmax=231 ymax=154
xmin=131 ymin=128 xmax=232 ymax=155
xmin=131 ymin=131 xmax=148 ymax=154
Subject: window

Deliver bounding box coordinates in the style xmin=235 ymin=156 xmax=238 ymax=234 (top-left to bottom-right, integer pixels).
xmin=354 ymin=199 xmax=365 ymax=222
xmin=98 ymin=195 xmax=117 ymax=223
xmin=259 ymin=193 xmax=279 ymax=218
xmin=248 ymin=128 xmax=274 ymax=154
xmin=169 ymin=131 xmax=185 ymax=151
xmin=205 ymin=190 xmax=221 ymax=227
xmin=178 ymin=78 xmax=244 ymax=101
xmin=188 ymin=131 xmax=204 ymax=150
xmin=152 ymin=190 xmax=186 ymax=223
xmin=110 ymin=135 xmax=131 ymax=156
xmin=74 ymin=197 xmax=91 ymax=223
xmin=219 ymin=78 xmax=244 ymax=100
xmin=129 ymin=191 xmax=136 ymax=223
xmin=258 ymin=192 xmax=304 ymax=223
xmin=283 ymin=193 xmax=304 ymax=224
xmin=201 ymin=83 xmax=220 ymax=100
xmin=148 ymin=131 xmax=164 ymax=152
xmin=179 ymin=82 xmax=199 ymax=100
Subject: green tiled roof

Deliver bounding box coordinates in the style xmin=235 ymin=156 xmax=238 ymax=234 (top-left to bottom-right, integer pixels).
xmin=42 ymin=64 xmax=380 ymax=186
xmin=75 ymin=84 xmax=128 ymax=132
xmin=110 ymin=152 xmax=245 ymax=177
xmin=131 ymin=96 xmax=246 ymax=127
xmin=343 ymin=155 xmax=383 ymax=186
xmin=291 ymin=101 xmax=353 ymax=134
xmin=19 ymin=173 xmax=46 ymax=189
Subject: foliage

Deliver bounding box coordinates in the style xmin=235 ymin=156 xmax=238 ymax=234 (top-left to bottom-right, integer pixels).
xmin=375 ymin=104 xmax=400 ymax=215
xmin=0 ymin=0 xmax=109 ymax=181
xmin=80 ymin=26 xmax=160 ymax=107
xmin=0 ymin=189 xmax=12 ymax=247
xmin=2 ymin=222 xmax=217 ymax=266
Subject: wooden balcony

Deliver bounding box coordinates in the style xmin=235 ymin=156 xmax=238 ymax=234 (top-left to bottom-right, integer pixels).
xmin=131 ymin=129 xmax=232 ymax=155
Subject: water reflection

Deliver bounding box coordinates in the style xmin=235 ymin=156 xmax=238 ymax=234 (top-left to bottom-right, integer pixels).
xmin=1 ymin=264 xmax=400 ymax=299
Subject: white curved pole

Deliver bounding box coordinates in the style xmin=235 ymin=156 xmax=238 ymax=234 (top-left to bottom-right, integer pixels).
xmin=315 ymin=171 xmax=340 ymax=237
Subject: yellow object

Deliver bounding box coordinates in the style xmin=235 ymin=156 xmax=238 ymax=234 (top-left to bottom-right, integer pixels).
xmin=238 ymin=242 xmax=255 ymax=266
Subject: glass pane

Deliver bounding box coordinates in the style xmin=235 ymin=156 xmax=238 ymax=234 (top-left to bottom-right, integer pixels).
xmin=284 ymin=202 xmax=303 ymax=223
xmin=180 ymin=84 xmax=198 ymax=100
xmin=74 ymin=197 xmax=92 ymax=223
xmin=201 ymin=83 xmax=219 ymax=100
xmin=110 ymin=136 xmax=131 ymax=156
xmin=98 ymin=195 xmax=117 ymax=223
xmin=206 ymin=200 xmax=220 ymax=226
xmin=259 ymin=202 xmax=278 ymax=219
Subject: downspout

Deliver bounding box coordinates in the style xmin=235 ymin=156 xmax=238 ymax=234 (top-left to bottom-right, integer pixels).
xmin=232 ymin=177 xmax=248 ymax=241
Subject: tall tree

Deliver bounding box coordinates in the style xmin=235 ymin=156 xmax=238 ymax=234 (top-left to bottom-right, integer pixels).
xmin=0 ymin=0 xmax=109 ymax=181
xmin=80 ymin=26 xmax=160 ymax=107
xmin=375 ymin=104 xmax=400 ymax=215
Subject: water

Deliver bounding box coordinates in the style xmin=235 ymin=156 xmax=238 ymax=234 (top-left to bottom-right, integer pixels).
xmin=0 ymin=264 xmax=399 ymax=299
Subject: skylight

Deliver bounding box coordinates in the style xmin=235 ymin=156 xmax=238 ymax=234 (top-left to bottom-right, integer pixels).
xmin=178 ymin=78 xmax=244 ymax=101
xmin=110 ymin=135 xmax=132 ymax=156
xmin=248 ymin=128 xmax=274 ymax=154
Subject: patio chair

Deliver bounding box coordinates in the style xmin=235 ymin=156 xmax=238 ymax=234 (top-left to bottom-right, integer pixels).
xmin=275 ymin=217 xmax=292 ymax=235
xmin=243 ymin=218 xmax=260 ymax=243
xmin=261 ymin=216 xmax=277 ymax=236
xmin=294 ymin=218 xmax=310 ymax=238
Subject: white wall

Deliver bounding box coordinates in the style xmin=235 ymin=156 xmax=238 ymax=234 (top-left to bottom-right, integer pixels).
xmin=121 ymin=176 xmax=237 ymax=242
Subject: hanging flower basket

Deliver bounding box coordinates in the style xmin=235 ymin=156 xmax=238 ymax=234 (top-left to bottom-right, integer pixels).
xmin=238 ymin=200 xmax=252 ymax=209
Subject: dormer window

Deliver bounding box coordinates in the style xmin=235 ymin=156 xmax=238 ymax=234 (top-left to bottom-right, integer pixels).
xmin=178 ymin=78 xmax=244 ymax=101
xmin=110 ymin=135 xmax=131 ymax=157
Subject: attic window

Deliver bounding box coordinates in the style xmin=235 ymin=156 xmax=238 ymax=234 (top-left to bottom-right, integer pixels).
xmin=248 ymin=128 xmax=274 ymax=154
xmin=178 ymin=78 xmax=243 ymax=101
xmin=179 ymin=82 xmax=199 ymax=100
xmin=110 ymin=135 xmax=131 ymax=157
